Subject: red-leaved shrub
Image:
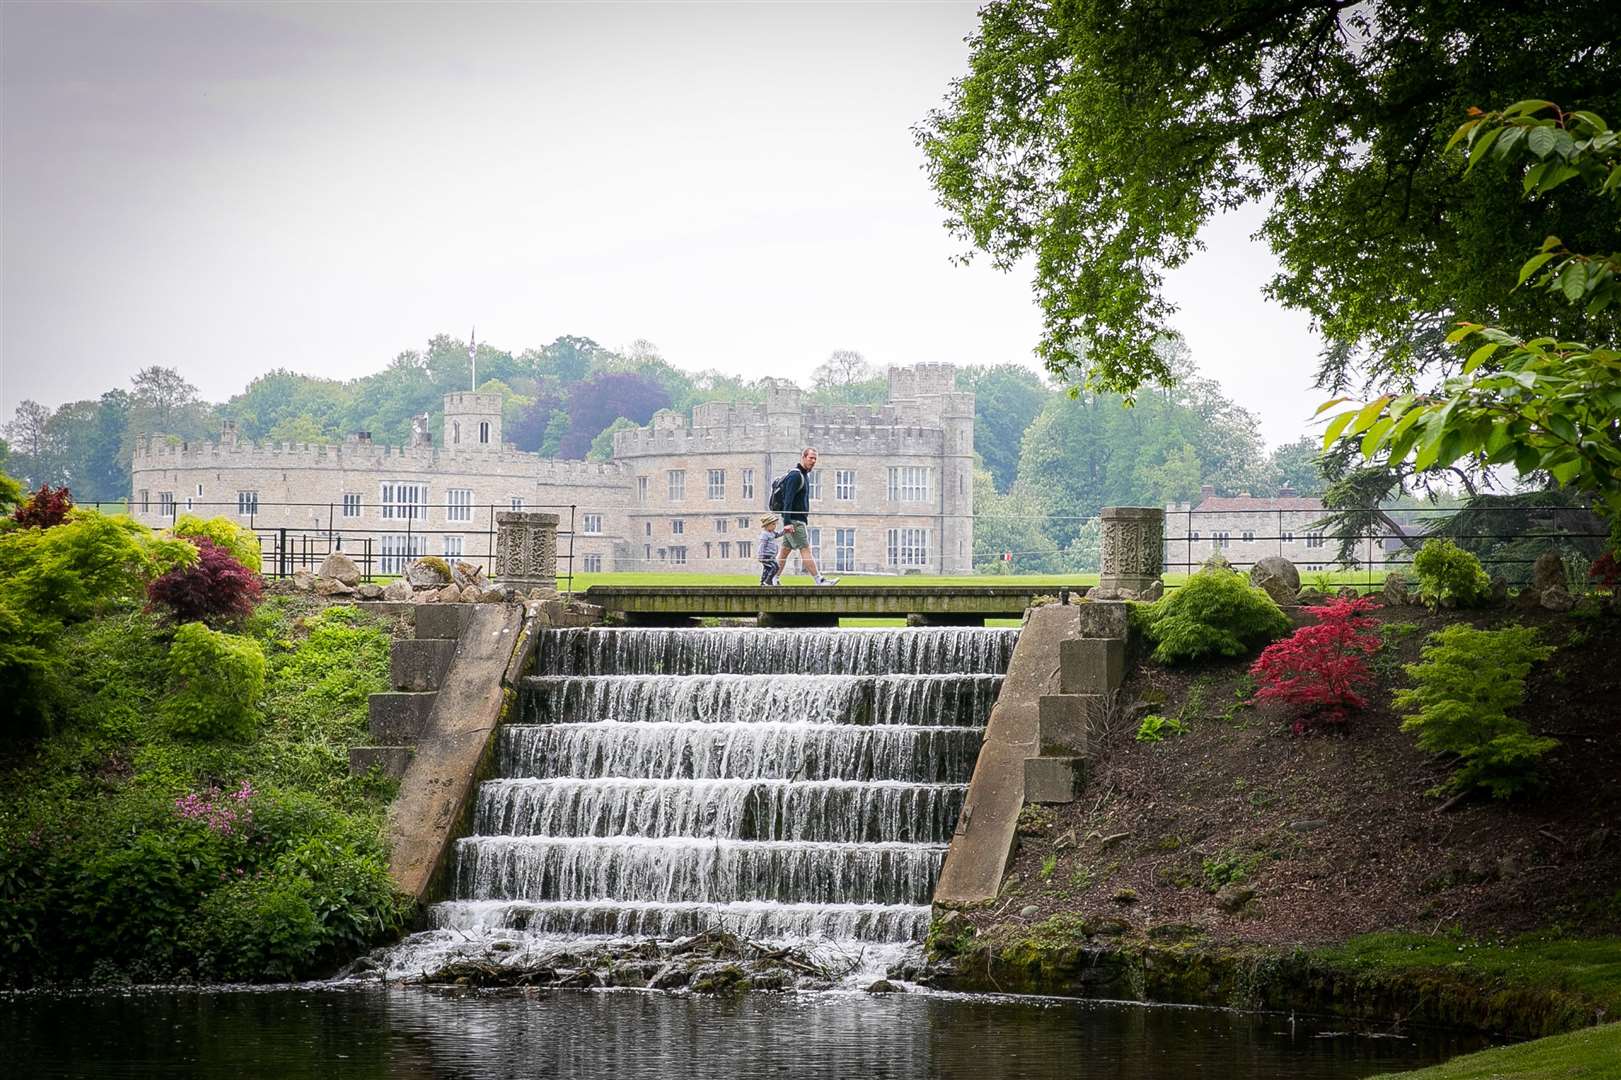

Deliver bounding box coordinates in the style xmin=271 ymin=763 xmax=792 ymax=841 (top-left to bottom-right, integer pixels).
xmin=13 ymin=484 xmax=73 ymax=529
xmin=1249 ymin=596 xmax=1381 ymax=733
xmin=1590 ymin=551 xmax=1619 ymax=592
xmin=147 ymin=536 xmax=263 ymax=625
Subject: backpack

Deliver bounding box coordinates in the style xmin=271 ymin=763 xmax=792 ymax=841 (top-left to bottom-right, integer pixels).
xmin=767 ymin=473 xmax=788 ymax=512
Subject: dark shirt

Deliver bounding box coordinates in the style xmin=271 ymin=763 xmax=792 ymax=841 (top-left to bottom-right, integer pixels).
xmin=780 ymin=465 xmax=812 ymax=525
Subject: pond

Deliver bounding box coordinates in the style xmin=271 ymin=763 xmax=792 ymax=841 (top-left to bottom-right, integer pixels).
xmin=6 ymin=985 xmax=1490 ymax=1079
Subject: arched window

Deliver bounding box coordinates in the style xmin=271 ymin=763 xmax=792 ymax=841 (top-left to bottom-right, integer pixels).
xmin=452 ymin=421 xmax=461 ymax=445
xmin=479 ymin=421 xmax=490 ymax=444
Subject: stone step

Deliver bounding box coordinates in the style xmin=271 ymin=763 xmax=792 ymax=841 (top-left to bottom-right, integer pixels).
xmin=349 ymin=745 xmax=415 ymax=780
xmin=1024 ymin=754 xmax=1087 ymax=804
xmin=369 ymin=691 xmax=437 ymax=743
xmin=392 ymin=637 xmax=458 ymax=692
xmin=414 ymin=604 xmax=473 ymax=641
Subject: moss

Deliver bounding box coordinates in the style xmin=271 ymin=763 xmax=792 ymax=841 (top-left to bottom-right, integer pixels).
xmin=416 ymin=556 xmax=453 ymax=581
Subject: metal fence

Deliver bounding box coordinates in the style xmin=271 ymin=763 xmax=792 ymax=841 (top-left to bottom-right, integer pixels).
xmin=86 ymin=501 xmax=580 ymax=594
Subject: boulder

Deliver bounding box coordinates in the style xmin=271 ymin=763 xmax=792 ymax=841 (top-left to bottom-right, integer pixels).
xmin=458 ymin=586 xmax=482 ymax=604
xmin=382 ymin=580 xmax=414 ymax=602
xmin=451 ymin=561 xmax=486 ymax=588
xmin=291 ymin=569 xmax=317 ymax=592
xmin=317 ymin=552 xmax=361 ymax=586
xmin=1337 ymin=586 xmax=1360 ymax=601
xmin=1249 ymin=556 xmax=1300 ymax=605
xmin=1490 ymin=574 xmax=1509 ymax=606
xmin=479 ymin=587 xmax=508 ymax=603
xmin=1532 ymin=551 xmax=1566 ymax=593
xmin=1216 ymin=884 xmax=1256 ymax=913
xmin=405 ymin=558 xmax=452 ymax=588
xmin=436 ymin=583 xmax=463 ymax=604
xmin=314 ymin=576 xmax=356 ymax=597
xmin=356 ymin=583 xmax=385 ymax=601
xmin=1515 ymin=586 xmax=1543 ymax=610
xmin=864 ymin=979 xmax=901 ymax=994
xmin=1381 ymin=572 xmax=1410 ymax=607
xmin=1018 ymin=905 xmax=1040 ymax=920
xmin=1541 ymin=584 xmax=1574 ymax=612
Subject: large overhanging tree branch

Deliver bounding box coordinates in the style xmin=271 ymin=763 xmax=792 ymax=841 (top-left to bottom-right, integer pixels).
xmin=917 ymin=0 xmax=1621 ymax=396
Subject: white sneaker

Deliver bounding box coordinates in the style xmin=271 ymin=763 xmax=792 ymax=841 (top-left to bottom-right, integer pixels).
xmin=815 ymin=576 xmax=839 ymax=586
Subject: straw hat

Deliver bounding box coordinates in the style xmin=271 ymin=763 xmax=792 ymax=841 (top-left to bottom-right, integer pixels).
xmin=759 ymin=514 xmax=780 ymax=528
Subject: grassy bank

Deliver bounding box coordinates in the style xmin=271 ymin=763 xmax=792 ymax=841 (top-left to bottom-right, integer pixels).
xmin=555 ymin=569 xmax=1389 ymax=591
xmin=0 ymin=597 xmax=411 ymax=986
xmin=1369 ymin=1023 xmax=1621 ymax=1079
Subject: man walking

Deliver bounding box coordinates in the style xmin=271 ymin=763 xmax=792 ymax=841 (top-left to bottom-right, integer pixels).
xmin=774 ymin=446 xmax=838 ymax=586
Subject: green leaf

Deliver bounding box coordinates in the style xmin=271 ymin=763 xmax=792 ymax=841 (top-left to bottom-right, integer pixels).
xmin=1545 ymin=414 xmax=1579 ymax=445
xmin=1313 ymin=396 xmax=1351 ymax=417
xmin=1445 ymin=323 xmax=1478 ymax=345
xmin=1559 ymin=262 xmax=1587 ymax=302
xmin=1321 ymin=410 xmax=1357 ymax=450
xmin=1568 ymin=110 xmax=1606 ymax=132
xmin=1350 ymin=396 xmax=1391 ymax=435
xmin=1361 ymin=415 xmax=1395 ymax=457
xmin=1549 ymin=458 xmax=1582 ymax=485
xmin=1504 ymin=100 xmax=1555 ymax=118
xmin=1517 ymin=251 xmax=1558 ymax=286
xmin=1494 ymin=126 xmax=1525 ymax=158
xmin=1465 ymin=127 xmax=1504 ymax=173
xmin=1444 ymin=119 xmax=1480 ymax=153
xmin=1526 ymin=125 xmax=1559 ymax=158
xmin=1463 ymin=342 xmax=1501 ymax=373
xmin=1538 ymin=163 xmax=1582 ymax=193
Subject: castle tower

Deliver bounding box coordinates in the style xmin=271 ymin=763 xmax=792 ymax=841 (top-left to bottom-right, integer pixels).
xmin=443 ymin=392 xmax=503 ymax=449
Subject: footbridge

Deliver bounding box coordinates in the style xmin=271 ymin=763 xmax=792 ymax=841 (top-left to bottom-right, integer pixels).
xmin=581 ymin=583 xmax=1086 ymax=625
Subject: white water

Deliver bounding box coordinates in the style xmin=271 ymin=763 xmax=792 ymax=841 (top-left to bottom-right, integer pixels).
xmin=389 ymin=626 xmax=1010 ymax=983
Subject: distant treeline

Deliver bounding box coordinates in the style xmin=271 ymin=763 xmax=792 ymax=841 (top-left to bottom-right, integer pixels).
xmin=1 ymin=333 xmax=1325 ymax=572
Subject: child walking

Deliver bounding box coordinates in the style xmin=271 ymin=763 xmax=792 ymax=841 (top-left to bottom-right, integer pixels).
xmin=757 ymin=514 xmax=786 ymax=586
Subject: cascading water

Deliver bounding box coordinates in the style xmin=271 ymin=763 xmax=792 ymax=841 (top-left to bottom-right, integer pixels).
xmin=387 ymin=626 xmax=1013 ymax=982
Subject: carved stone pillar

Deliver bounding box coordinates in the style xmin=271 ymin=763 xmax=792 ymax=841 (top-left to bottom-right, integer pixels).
xmin=493 ymin=511 xmax=559 ymax=592
xmin=1095 ymin=506 xmax=1165 ymax=600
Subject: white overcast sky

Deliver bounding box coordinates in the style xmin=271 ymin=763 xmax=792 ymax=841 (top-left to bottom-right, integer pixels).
xmin=1 ymin=0 xmax=1327 ymax=449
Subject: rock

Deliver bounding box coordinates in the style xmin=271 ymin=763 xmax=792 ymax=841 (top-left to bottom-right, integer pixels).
xmin=1541 ymin=584 xmax=1574 ymax=612
xmin=356 ymin=583 xmax=384 ymax=600
xmin=1490 ymin=574 xmax=1509 ymax=606
xmin=1249 ymin=556 xmax=1300 ymax=605
xmin=382 ymin=580 xmax=413 ymax=602
xmin=1381 ymin=572 xmax=1410 ymax=607
xmin=1515 ymin=585 xmax=1544 ymax=609
xmin=291 ymin=569 xmax=317 ymax=592
xmin=1337 ymin=586 xmax=1360 ymax=600
xmin=1200 ymin=551 xmax=1233 ymax=574
xmin=688 ymin=963 xmax=749 ymax=995
xmin=314 ymin=576 xmax=356 ymax=597
xmin=750 ymin=971 xmax=792 ymax=992
xmin=482 ymin=588 xmax=508 ymax=603
xmin=1111 ymin=888 xmax=1138 ymax=905
xmin=437 ymin=583 xmax=463 ymax=604
xmin=1295 ymin=587 xmax=1325 ymax=605
xmin=1018 ymin=904 xmax=1040 ymax=920
xmin=405 ymin=558 xmax=452 ymax=588
xmin=528 ymin=586 xmax=560 ymax=601
xmin=458 ymin=586 xmax=482 ymax=604
xmin=1532 ymin=551 xmax=1566 ymax=593
xmin=1286 ymin=819 xmax=1329 ymax=833
xmin=1091 ymin=917 xmax=1130 ymax=936
xmin=1136 ymin=580 xmax=1164 ymax=602
xmin=647 ymin=963 xmax=690 ymax=991
xmin=317 ymin=552 xmax=362 ymax=586
xmin=1496 ymin=854 xmax=1521 ymax=879
xmin=1146 ymin=922 xmax=1205 ymax=942
xmin=864 ymin=979 xmax=901 ymax=994
xmin=1215 ymin=884 xmax=1256 ymax=913
xmin=936 ymin=910 xmax=961 ymax=932
xmin=451 ymin=561 xmax=486 ymax=588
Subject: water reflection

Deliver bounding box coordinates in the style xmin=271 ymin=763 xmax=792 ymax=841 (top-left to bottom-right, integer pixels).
xmin=6 ymin=986 xmax=1489 ymax=1079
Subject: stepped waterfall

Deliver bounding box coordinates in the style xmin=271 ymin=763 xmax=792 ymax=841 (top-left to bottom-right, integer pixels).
xmin=390 ymin=626 xmax=1013 ymax=980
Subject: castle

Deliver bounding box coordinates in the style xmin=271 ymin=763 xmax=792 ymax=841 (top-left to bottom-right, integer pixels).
xmin=129 ymin=364 xmax=975 ymax=577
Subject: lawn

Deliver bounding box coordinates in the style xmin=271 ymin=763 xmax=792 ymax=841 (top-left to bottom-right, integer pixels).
xmin=1368 ymin=1023 xmax=1621 ymax=1079
xmin=554 ymin=568 xmax=1390 ymax=592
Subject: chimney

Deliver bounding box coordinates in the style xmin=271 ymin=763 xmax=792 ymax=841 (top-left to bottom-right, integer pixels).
xmin=220 ymin=418 xmax=238 ymax=448
xmin=1279 ymin=483 xmax=1295 ymax=498
xmin=1199 ymin=483 xmax=1215 ymax=498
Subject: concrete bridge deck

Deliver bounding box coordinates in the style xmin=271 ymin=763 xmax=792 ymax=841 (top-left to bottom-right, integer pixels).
xmin=582 ymin=583 xmax=1086 ymax=624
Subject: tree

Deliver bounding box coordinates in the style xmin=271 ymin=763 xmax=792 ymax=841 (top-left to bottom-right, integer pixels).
xmin=558 ymin=373 xmax=670 ymax=459
xmin=587 ymin=417 xmax=640 ymax=462
xmin=957 ymin=365 xmax=1046 ymax=493
xmin=971 ymin=470 xmax=1063 ymax=573
xmin=917 ymin=2 xmax=1621 ymax=395
xmin=131 ymin=366 xmax=201 ymax=431
xmin=1267 ymin=436 xmax=1326 ymax=496
xmin=3 ymin=401 xmax=52 ymax=483
xmin=1329 ymin=102 xmax=1621 ymax=543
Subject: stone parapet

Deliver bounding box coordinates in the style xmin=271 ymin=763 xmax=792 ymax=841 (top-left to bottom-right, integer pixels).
xmin=1096 ymin=506 xmax=1165 ymax=600
xmin=493 ymin=512 xmax=559 ymax=591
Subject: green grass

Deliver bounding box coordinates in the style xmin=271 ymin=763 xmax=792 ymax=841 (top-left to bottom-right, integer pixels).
xmin=1368 ymin=1023 xmax=1621 ymax=1079
xmin=1320 ymin=932 xmax=1621 ymax=1018
xmin=557 ymin=569 xmax=1390 ymax=592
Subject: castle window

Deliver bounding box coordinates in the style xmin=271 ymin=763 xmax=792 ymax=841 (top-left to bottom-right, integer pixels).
xmin=671 ymin=519 xmax=685 ymax=535
xmin=380 ymin=483 xmax=427 ymax=521
xmin=583 ymin=554 xmax=602 ymax=573
xmin=737 ymin=517 xmax=749 ymax=529
xmin=447 ymin=489 xmax=472 ymax=523
xmin=667 ymin=470 xmax=685 ymax=500
xmin=718 ymin=541 xmax=730 ymax=559
xmin=1241 ymin=530 xmax=1254 ymax=543
xmin=444 ymin=535 xmax=463 ymax=558
xmin=704 ymin=542 xmax=713 ymax=559
xmin=479 ymin=422 xmax=490 ymax=444
xmin=835 ymin=470 xmax=856 ymax=501
xmin=138 ymin=490 xmax=150 ymax=513
xmin=834 ymin=528 xmax=856 ymax=572
xmin=159 ymin=492 xmax=176 ymax=518
xmin=809 ymin=527 xmax=823 ymax=564
xmin=379 ymin=533 xmax=426 ymax=574
xmin=645 ymin=521 xmax=652 ymax=536
xmin=638 ymin=477 xmax=648 ymax=504
xmin=510 ymin=497 xmax=524 ymax=511
xmin=196 ymin=484 xmax=204 ymax=497
xmin=670 ymin=545 xmax=687 ymax=565
xmin=1214 ymin=530 xmax=1231 ymax=549
xmin=714 ymin=518 xmax=727 ymax=533
xmin=738 ymin=540 xmax=752 ymax=559
xmin=807 ymin=471 xmax=822 ymax=500
xmin=887 ymin=467 xmax=930 ymax=502
xmin=583 ymin=513 xmax=602 ymax=535
xmin=452 ymin=421 xmax=461 ymax=445
xmin=1281 ymin=530 xmax=1294 ymax=542
xmin=886 ymin=527 xmax=930 ymax=568
xmin=644 ymin=544 xmax=652 ymax=561
xmin=343 ymin=493 xmax=362 ymax=518
xmin=185 ymin=496 xmax=194 ymax=511
xmin=707 ymin=469 xmax=725 ymax=500
xmin=1306 ymin=532 xmax=1326 ymax=549
xmin=741 ymin=469 xmax=755 ymax=500
xmin=236 ymin=491 xmax=259 ymax=516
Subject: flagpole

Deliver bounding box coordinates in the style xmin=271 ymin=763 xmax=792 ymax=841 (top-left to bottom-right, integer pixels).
xmin=469 ymin=326 xmax=477 ymax=391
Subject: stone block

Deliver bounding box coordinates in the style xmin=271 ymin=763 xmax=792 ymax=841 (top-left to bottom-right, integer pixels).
xmin=1037 ymin=694 xmax=1094 ymax=756
xmin=391 ymin=638 xmax=457 ymax=692
xmin=1023 ymin=755 xmax=1087 ymax=804
xmin=368 ymin=691 xmax=436 ymax=743
xmin=1073 ymin=600 xmax=1133 ymax=640
xmin=1060 ymin=637 xmax=1125 ymax=695
xmin=317 ymin=552 xmax=362 ymax=586
xmin=414 ymin=604 xmax=473 ymax=640
xmin=348 ymin=745 xmax=415 ymax=780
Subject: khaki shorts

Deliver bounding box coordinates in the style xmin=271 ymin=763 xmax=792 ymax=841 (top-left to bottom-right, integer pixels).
xmin=781 ymin=522 xmax=811 ymax=551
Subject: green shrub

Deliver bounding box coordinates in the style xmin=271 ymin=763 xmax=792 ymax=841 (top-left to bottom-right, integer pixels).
xmin=0 ymin=596 xmax=56 ymax=739
xmin=1135 ymin=713 xmax=1186 ymax=742
xmin=1138 ymin=568 xmax=1292 ymax=664
xmin=171 ymin=514 xmax=262 ymax=572
xmin=1411 ymin=538 xmax=1492 ymax=609
xmin=1394 ymin=624 xmax=1557 ymax=799
xmin=161 ymin=622 xmax=266 ymax=740
xmin=0 ymin=510 xmax=194 ymax=626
